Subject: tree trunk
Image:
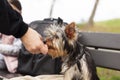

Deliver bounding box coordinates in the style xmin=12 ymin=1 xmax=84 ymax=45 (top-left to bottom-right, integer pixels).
xmin=87 ymin=0 xmax=99 ymax=27
xmin=49 ymin=0 xmax=56 ymax=18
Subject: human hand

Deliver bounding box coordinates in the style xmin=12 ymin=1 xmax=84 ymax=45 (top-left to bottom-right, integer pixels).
xmin=21 ymin=27 xmax=48 ymax=54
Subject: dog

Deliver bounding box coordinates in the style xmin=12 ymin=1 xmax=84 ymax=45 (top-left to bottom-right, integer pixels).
xmin=42 ymin=18 xmax=100 ymax=80
xmin=6 ymin=18 xmax=100 ymax=80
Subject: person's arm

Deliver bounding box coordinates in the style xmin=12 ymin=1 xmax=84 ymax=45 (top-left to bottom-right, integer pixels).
xmin=0 ymin=0 xmax=28 ymax=38
xmin=0 ymin=0 xmax=48 ymax=54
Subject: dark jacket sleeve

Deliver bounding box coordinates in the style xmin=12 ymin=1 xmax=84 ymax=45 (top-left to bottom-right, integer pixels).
xmin=0 ymin=0 xmax=28 ymax=38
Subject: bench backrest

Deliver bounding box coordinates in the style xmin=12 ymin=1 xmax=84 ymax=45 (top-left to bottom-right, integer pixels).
xmin=79 ymin=32 xmax=120 ymax=71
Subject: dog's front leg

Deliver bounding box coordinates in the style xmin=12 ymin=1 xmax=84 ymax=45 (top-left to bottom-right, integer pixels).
xmin=63 ymin=64 xmax=82 ymax=80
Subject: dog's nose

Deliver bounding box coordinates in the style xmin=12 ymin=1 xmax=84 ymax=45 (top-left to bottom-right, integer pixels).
xmin=41 ymin=38 xmax=46 ymax=44
xmin=43 ymin=40 xmax=46 ymax=44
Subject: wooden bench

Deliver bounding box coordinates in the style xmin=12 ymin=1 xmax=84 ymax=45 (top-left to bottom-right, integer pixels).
xmin=79 ymin=32 xmax=120 ymax=71
xmin=0 ymin=32 xmax=120 ymax=79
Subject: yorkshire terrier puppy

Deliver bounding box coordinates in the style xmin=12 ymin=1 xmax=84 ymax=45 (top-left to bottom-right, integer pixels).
xmin=43 ymin=18 xmax=100 ymax=80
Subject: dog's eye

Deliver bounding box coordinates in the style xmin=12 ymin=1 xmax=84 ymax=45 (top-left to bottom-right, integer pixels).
xmin=46 ymin=36 xmax=54 ymax=41
xmin=49 ymin=36 xmax=54 ymax=40
xmin=54 ymin=35 xmax=59 ymax=39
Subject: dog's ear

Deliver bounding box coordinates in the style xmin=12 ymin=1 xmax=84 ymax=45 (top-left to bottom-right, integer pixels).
xmin=57 ymin=17 xmax=63 ymax=27
xmin=65 ymin=22 xmax=76 ymax=39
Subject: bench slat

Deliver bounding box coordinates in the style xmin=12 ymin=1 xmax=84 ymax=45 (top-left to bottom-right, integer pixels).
xmin=89 ymin=49 xmax=120 ymax=70
xmin=79 ymin=32 xmax=120 ymax=50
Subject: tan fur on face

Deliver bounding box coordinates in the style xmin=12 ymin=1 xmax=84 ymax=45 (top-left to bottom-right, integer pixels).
xmin=46 ymin=36 xmax=67 ymax=58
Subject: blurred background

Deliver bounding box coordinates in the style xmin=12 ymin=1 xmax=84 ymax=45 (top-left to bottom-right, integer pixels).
xmin=19 ymin=0 xmax=120 ymax=80
xmin=20 ymin=0 xmax=120 ymax=23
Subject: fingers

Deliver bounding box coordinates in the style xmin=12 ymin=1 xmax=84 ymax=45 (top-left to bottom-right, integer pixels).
xmin=29 ymin=40 xmax=48 ymax=54
xmin=38 ymin=35 xmax=48 ymax=54
xmin=21 ymin=27 xmax=48 ymax=54
xmin=39 ymin=44 xmax=48 ymax=54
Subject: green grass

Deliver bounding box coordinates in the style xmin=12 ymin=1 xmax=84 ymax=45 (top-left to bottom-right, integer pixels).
xmin=96 ymin=19 xmax=120 ymax=27
xmin=97 ymin=67 xmax=120 ymax=80
xmin=95 ymin=19 xmax=120 ymax=33
xmin=77 ymin=18 xmax=120 ymax=80
xmin=77 ymin=18 xmax=120 ymax=33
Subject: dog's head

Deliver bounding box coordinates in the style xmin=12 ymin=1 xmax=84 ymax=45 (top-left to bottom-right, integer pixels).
xmin=29 ymin=18 xmax=79 ymax=58
xmin=44 ymin=21 xmax=79 ymax=58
